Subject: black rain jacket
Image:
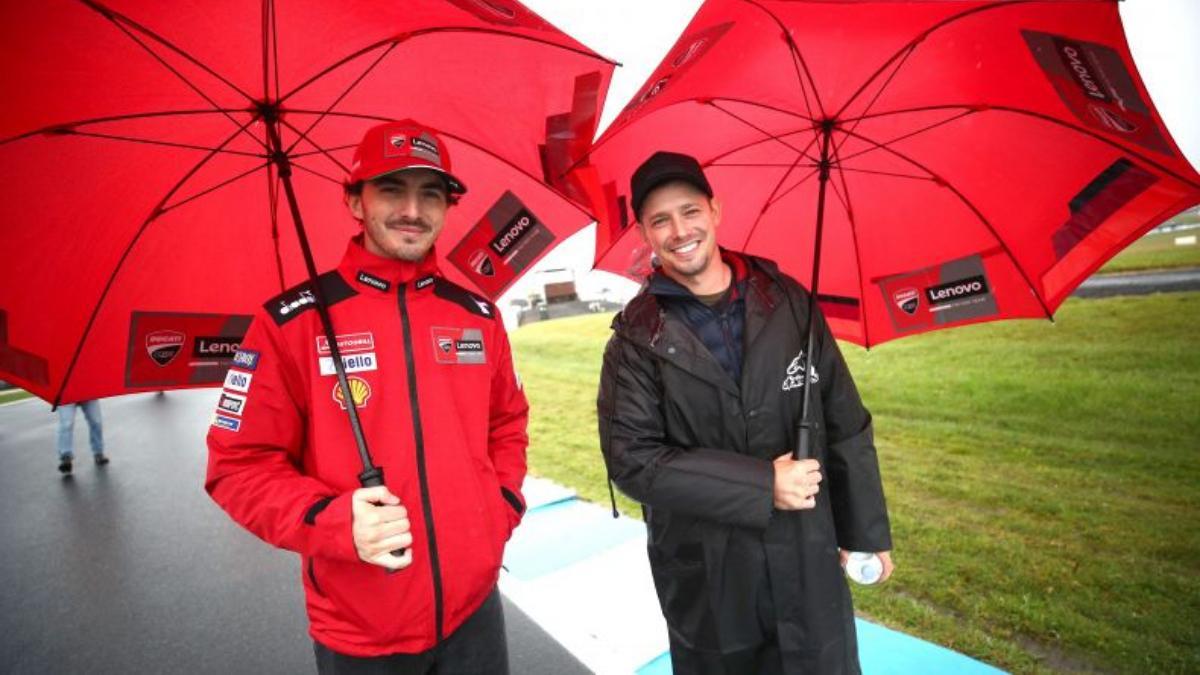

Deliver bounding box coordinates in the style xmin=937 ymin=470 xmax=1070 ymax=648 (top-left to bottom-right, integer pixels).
xmin=597 ymin=252 xmax=891 ymax=674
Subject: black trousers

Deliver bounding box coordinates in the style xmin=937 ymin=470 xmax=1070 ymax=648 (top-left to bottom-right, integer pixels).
xmin=313 ymin=588 xmax=508 ymax=675
xmin=669 ymin=638 xmax=784 ymax=675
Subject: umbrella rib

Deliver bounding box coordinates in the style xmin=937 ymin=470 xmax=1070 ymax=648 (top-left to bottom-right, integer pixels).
xmin=559 ymin=96 xmax=808 ymax=182
xmin=834 ymin=166 xmax=936 ymax=183
xmin=52 ymin=116 xmax=263 ymax=406
xmin=160 ymin=161 xmax=271 ymax=215
xmin=282 ymin=43 xmax=400 ymax=157
xmin=708 ymin=101 xmax=820 ymax=165
xmin=260 ymin=0 xmax=270 ymax=101
xmin=707 ymin=125 xmax=816 ymax=167
xmin=837 ymin=109 xmax=975 ymax=164
xmin=827 ymin=140 xmax=873 ymax=348
xmin=835 ymin=0 xmax=1044 ymax=120
xmin=278 ymin=27 xmax=617 ymax=105
xmin=1 ymin=110 xmax=249 ymax=147
xmin=834 ymin=44 xmax=917 ymax=158
xmin=79 ymin=0 xmax=265 ymax=152
xmin=281 ymin=109 xmax=599 ymax=222
xmin=739 ymin=165 xmax=820 ymax=252
xmin=739 ymin=0 xmax=825 ymax=119
xmin=836 ymin=125 xmax=1055 ymax=322
xmin=266 ymin=163 xmax=287 ymax=293
xmin=710 ymin=162 xmax=818 ymax=168
xmin=710 ymin=97 xmax=816 ymax=124
xmin=846 ymin=104 xmax=1200 ymax=191
xmin=763 ymin=166 xmax=822 ymax=212
xmin=291 ymin=143 xmax=358 ymax=160
xmin=46 ymin=129 xmax=265 ymax=158
xmin=270 ymin=0 xmax=283 ymax=101
xmin=288 ymin=160 xmax=347 ymax=187
xmin=278 ymin=117 xmax=351 ymax=176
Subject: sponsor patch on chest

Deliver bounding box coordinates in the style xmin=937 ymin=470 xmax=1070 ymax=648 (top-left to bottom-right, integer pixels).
xmin=781 ymin=350 xmax=819 ymax=392
xmin=430 ymin=327 xmax=486 ymax=365
xmin=316 ymin=332 xmax=375 ymax=356
xmin=318 ymin=352 xmax=378 ymax=376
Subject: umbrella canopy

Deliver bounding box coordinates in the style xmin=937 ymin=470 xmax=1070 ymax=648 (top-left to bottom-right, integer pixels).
xmin=576 ymin=0 xmax=1200 ymax=347
xmin=0 ymin=0 xmax=614 ymax=405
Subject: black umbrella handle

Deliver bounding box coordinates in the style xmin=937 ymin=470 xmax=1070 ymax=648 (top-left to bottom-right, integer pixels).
xmin=359 ymin=467 xmax=408 ymax=559
xmin=793 ymin=123 xmax=835 ymax=461
xmin=263 ymin=116 xmax=405 ymax=563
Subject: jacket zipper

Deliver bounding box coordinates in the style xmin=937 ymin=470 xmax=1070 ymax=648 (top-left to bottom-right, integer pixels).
xmin=398 ymin=284 xmax=445 ymax=644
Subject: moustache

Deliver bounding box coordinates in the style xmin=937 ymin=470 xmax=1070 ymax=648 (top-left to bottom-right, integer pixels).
xmin=387 ymin=218 xmax=432 ymax=232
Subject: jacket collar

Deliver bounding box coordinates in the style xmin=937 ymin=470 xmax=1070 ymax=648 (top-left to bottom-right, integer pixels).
xmin=613 ymin=251 xmax=788 ymax=395
xmin=337 ymin=234 xmax=439 ymax=293
xmin=646 ymin=248 xmax=749 ymax=301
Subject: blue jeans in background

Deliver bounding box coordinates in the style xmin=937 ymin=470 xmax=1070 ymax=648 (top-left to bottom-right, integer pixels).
xmin=57 ymin=400 xmax=104 ymax=461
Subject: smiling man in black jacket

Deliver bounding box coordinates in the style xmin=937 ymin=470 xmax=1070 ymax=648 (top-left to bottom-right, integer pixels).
xmin=597 ymin=151 xmax=893 ymax=675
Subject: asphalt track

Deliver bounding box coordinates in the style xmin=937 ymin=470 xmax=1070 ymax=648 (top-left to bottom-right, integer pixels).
xmin=0 ymin=390 xmax=588 ymax=675
xmin=1073 ymin=265 xmax=1200 ymax=298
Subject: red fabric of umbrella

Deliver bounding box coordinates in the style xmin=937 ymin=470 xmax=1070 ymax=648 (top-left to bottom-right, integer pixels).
xmin=576 ymin=0 xmax=1200 ymax=347
xmin=0 ymin=0 xmax=613 ymax=405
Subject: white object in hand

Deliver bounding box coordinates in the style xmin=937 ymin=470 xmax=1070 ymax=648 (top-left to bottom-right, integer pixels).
xmin=844 ymin=552 xmax=883 ymax=585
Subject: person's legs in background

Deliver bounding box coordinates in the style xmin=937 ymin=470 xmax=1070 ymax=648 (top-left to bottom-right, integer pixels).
xmin=56 ymin=403 xmax=77 ymax=474
xmin=79 ymin=400 xmax=107 ymax=465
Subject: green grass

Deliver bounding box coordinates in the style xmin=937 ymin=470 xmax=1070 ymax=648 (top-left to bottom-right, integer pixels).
xmin=510 ymin=293 xmax=1200 ymax=674
xmin=0 ymin=388 xmax=33 ymax=404
xmin=1099 ymin=227 xmax=1200 ymax=274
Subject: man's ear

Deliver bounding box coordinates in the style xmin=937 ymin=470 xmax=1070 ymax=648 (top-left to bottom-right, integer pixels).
xmin=710 ymin=197 xmax=722 ymax=229
xmin=636 ymin=221 xmax=650 ymax=244
xmin=347 ymin=193 xmax=364 ymax=221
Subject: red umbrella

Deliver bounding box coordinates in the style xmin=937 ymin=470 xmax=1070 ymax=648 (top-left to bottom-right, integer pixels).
xmin=0 ymin=0 xmax=614 ymax=407
xmin=576 ymin=0 xmax=1200 ymax=350
xmin=573 ymin=2 xmax=1199 ymax=665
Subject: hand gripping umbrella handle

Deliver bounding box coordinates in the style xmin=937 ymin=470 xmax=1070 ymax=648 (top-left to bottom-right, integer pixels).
xmin=359 ymin=467 xmax=407 ymax=559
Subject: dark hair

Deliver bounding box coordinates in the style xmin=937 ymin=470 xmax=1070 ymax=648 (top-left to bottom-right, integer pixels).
xmin=343 ymin=178 xmax=459 ymax=206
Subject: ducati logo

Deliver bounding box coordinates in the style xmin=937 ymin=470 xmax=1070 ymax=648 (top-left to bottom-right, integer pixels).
xmin=437 ymin=336 xmax=453 ymax=353
xmin=146 ymin=330 xmax=186 ymax=367
xmin=893 ymin=288 xmax=920 ymax=315
xmin=389 ymin=134 xmax=406 ymax=149
xmin=469 ymin=250 xmax=495 ymax=277
xmin=673 ymin=37 xmax=708 ymax=68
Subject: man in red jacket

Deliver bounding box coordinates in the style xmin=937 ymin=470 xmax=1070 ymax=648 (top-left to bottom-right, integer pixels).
xmin=206 ymin=120 xmax=529 ymax=673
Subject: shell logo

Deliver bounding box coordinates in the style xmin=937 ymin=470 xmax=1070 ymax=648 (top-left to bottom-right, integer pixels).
xmin=332 ymin=376 xmax=372 ymax=410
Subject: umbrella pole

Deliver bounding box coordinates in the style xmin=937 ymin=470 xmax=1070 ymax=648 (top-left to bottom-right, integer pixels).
xmin=262 ymin=115 xmax=383 ymax=488
xmin=793 ymin=121 xmax=835 ymax=461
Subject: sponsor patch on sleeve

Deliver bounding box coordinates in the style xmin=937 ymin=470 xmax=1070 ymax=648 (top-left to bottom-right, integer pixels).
xmin=211 ymin=413 xmax=242 ymax=432
xmin=217 ymin=391 xmax=248 ymax=416
xmin=231 ymin=349 xmax=259 ymax=371
xmin=223 ymin=369 xmax=253 ymax=393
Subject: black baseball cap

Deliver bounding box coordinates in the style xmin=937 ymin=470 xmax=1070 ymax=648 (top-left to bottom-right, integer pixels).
xmin=630 ymin=151 xmax=713 ymax=219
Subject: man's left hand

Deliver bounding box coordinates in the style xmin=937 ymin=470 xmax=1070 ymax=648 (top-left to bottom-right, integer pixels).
xmin=839 ymin=549 xmax=895 ymax=584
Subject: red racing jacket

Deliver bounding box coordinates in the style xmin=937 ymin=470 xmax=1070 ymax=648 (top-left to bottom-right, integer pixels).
xmin=205 ymin=235 xmax=529 ymax=656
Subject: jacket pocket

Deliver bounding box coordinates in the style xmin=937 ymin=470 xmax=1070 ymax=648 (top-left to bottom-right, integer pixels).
xmin=648 ymin=554 xmax=714 ymax=648
xmin=306 ymin=556 xmax=324 ymax=597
